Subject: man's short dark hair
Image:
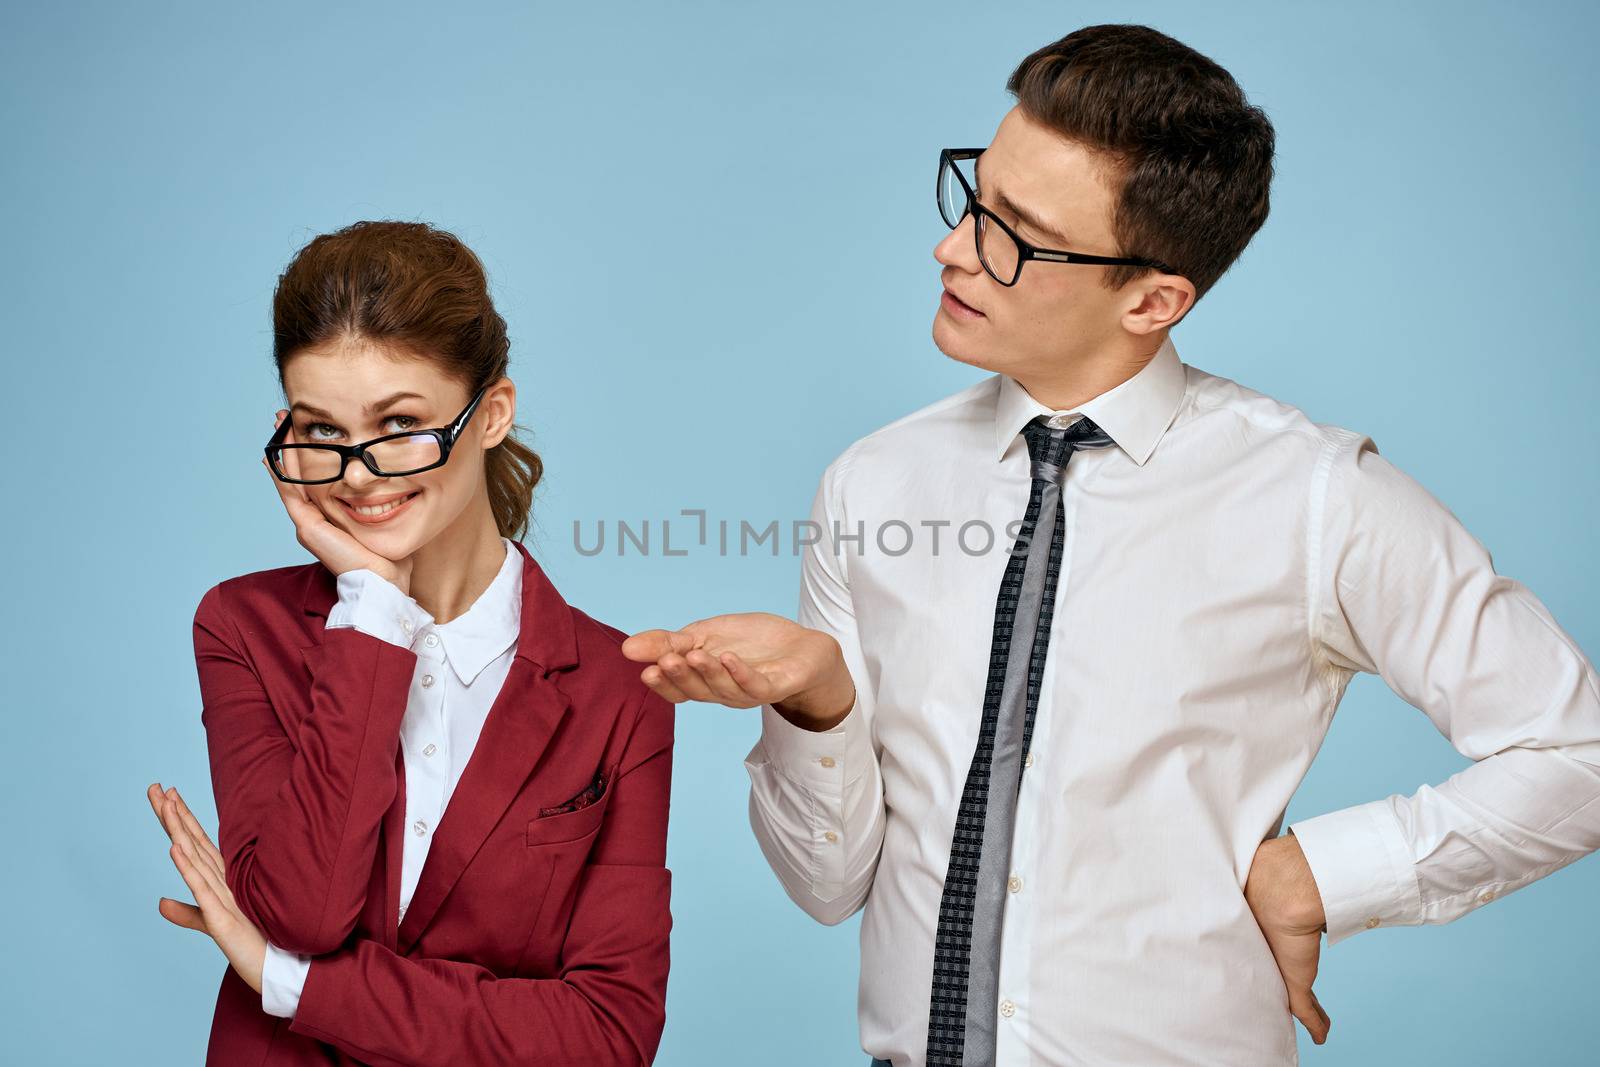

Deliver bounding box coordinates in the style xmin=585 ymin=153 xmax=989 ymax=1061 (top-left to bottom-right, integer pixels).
xmin=1008 ymin=24 xmax=1276 ymax=302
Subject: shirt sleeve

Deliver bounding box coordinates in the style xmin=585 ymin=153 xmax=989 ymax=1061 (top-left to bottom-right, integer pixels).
xmin=744 ymin=449 xmax=887 ymax=926
xmin=325 ymin=568 xmax=432 ymax=647
xmin=261 ymin=941 xmax=312 ymax=1018
xmin=1289 ymin=429 xmax=1600 ymax=945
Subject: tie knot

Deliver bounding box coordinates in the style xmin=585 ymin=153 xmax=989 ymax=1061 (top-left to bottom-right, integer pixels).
xmin=1021 ymin=415 xmax=1115 ymax=484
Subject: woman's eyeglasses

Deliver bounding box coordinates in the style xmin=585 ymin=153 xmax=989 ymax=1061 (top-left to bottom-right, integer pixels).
xmin=937 ymin=147 xmax=1176 ymax=286
xmin=265 ymin=385 xmax=489 ymax=485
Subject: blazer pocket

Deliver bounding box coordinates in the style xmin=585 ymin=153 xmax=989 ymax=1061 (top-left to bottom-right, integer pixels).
xmin=524 ymin=766 xmax=615 ymax=847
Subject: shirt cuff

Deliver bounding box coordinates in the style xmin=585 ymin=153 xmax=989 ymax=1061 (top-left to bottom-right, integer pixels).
xmin=261 ymin=942 xmax=312 ymax=1018
xmin=1288 ymin=799 xmax=1424 ymax=946
xmin=756 ymin=697 xmax=870 ymax=790
xmin=324 ymin=568 xmax=432 ymax=647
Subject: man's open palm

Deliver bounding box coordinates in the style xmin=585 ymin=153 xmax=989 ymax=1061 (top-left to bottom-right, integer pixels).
xmin=622 ymin=612 xmax=852 ymax=723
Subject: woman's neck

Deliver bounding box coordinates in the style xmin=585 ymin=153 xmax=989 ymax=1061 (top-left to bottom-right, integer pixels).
xmin=405 ymin=497 xmax=510 ymax=625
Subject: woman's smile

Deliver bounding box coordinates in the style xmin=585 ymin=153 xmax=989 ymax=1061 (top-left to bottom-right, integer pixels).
xmin=336 ymin=489 xmax=420 ymax=524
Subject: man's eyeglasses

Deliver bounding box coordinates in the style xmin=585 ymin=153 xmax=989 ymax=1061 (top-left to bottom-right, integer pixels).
xmin=937 ymin=147 xmax=1176 ymax=287
xmin=265 ymin=384 xmax=489 ymax=485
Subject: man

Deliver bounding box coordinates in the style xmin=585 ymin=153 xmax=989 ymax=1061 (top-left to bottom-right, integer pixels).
xmin=623 ymin=23 xmax=1600 ymax=1067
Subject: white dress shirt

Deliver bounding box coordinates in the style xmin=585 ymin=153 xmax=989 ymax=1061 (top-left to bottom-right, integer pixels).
xmin=744 ymin=335 xmax=1600 ymax=1066
xmin=260 ymin=536 xmax=522 ymax=1018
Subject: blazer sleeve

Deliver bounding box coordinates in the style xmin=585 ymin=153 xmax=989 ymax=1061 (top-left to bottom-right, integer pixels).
xmin=193 ymin=580 xmax=416 ymax=954
xmin=282 ymin=688 xmax=676 ymax=1067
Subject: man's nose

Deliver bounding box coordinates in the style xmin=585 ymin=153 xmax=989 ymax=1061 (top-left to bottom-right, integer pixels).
xmin=933 ymin=212 xmax=981 ymax=272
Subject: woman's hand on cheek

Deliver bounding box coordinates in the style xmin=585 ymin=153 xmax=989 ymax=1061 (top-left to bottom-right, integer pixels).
xmin=265 ymin=411 xmax=414 ymax=593
xmin=147 ymin=783 xmax=268 ymax=995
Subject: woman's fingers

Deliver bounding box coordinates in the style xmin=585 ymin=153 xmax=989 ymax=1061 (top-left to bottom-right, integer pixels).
xmin=263 ymin=455 xmax=322 ymax=533
xmin=158 ymin=897 xmax=210 ymax=934
xmin=169 ymin=836 xmax=240 ymax=938
xmin=168 ymin=788 xmax=226 ymax=877
xmin=147 ymin=782 xmax=171 ymax=829
xmin=166 ymin=797 xmax=227 ymax=886
xmin=164 ymin=803 xmax=237 ymax=914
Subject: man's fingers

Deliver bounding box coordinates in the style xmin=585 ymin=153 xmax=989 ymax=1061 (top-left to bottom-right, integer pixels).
xmin=158 ymin=897 xmax=210 ymax=934
xmin=683 ymin=649 xmax=760 ymax=707
xmin=656 ymin=653 xmax=719 ymax=703
xmin=718 ymin=651 xmax=776 ymax=704
xmin=641 ymin=666 xmax=692 ymax=704
xmin=621 ymin=628 xmax=699 ymax=663
xmin=1289 ymin=990 xmax=1330 ymax=1044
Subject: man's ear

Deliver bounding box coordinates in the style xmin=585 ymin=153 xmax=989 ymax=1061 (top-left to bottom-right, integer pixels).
xmin=1121 ymin=272 xmax=1196 ymax=335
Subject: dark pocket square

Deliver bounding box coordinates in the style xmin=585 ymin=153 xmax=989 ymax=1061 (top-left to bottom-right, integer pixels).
xmin=539 ymin=769 xmax=609 ymax=818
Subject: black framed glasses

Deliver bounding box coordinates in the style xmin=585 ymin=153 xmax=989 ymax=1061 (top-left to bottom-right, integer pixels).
xmin=938 ymin=147 xmax=1175 ymax=286
xmin=265 ymin=384 xmax=490 ymax=484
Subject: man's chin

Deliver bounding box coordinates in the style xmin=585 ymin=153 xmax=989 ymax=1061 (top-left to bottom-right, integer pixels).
xmin=932 ymin=315 xmax=1000 ymax=372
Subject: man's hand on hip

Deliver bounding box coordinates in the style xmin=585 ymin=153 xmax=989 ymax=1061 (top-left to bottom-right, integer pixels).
xmin=1245 ymin=832 xmax=1332 ymax=1045
xmin=622 ymin=612 xmax=856 ymax=730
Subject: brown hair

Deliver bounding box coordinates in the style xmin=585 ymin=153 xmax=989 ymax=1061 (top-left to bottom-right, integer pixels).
xmin=271 ymin=220 xmax=542 ymax=540
xmin=1007 ymin=24 xmax=1275 ymax=302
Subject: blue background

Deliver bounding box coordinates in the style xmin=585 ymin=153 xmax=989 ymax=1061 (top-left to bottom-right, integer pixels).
xmin=4 ymin=1 xmax=1596 ymax=1063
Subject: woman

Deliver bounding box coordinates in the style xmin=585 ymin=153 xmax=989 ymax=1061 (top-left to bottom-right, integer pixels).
xmin=147 ymin=220 xmax=674 ymax=1066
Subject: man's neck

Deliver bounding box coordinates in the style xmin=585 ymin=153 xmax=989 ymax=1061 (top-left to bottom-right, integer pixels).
xmin=1013 ymin=333 xmax=1164 ymax=411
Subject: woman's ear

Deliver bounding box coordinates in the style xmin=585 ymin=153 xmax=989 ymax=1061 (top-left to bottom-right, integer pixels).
xmin=1121 ymin=272 xmax=1196 ymax=335
xmin=480 ymin=376 xmax=518 ymax=449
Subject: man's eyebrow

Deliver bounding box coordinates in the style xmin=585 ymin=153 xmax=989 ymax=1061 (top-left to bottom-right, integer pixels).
xmin=290 ymin=391 xmax=428 ymax=421
xmin=975 ymin=154 xmax=1072 ymax=246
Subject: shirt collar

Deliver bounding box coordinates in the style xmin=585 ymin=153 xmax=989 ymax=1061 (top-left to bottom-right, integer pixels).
xmin=433 ymin=536 xmax=522 ymax=687
xmin=992 ymin=333 xmax=1188 ymax=466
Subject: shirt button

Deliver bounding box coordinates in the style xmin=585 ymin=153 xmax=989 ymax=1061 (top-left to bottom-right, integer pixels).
xmin=824 ymin=831 xmax=839 ymax=843
xmin=1007 ymin=875 xmax=1023 ymax=894
xmin=424 ymin=634 xmax=438 ymax=648
xmin=1365 ymin=916 xmax=1381 ymax=929
xmin=1024 ymin=752 xmax=1035 ymax=769
xmin=401 ymin=618 xmax=413 ymax=634
xmin=421 ymin=673 xmax=435 ymax=688
xmin=1480 ymin=889 xmax=1496 ymax=904
xmin=422 ymin=743 xmax=437 ymax=758
xmin=999 ymin=1000 xmax=1016 ymax=1019
xmin=819 ymin=756 xmax=837 ymax=768
xmin=413 ymin=819 xmax=428 ymax=837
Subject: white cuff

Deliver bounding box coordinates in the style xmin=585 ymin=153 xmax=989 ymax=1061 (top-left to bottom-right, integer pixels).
xmin=260 ymin=942 xmax=312 ymax=1018
xmin=1288 ymin=799 xmax=1424 ymax=945
xmin=325 ymin=568 xmax=432 ymax=647
xmin=756 ymin=698 xmax=869 ymax=790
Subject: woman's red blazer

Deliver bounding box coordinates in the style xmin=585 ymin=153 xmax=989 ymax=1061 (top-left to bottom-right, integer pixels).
xmin=190 ymin=540 xmax=673 ymax=1066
